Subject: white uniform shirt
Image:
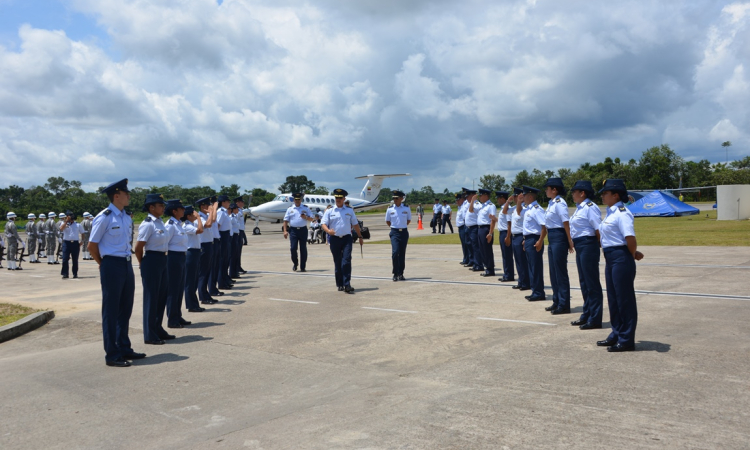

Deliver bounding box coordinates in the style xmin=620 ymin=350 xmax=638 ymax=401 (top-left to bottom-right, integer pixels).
xmin=165 ymin=217 xmax=188 ymax=252
xmin=599 ymin=202 xmax=635 ymax=248
xmin=456 ymin=201 xmax=468 ymax=226
xmin=137 ymin=214 xmax=169 ymax=252
xmin=61 ymin=222 xmax=81 ymax=241
xmin=211 ymin=210 xmax=221 ymax=240
xmin=544 ymin=195 xmax=569 ymax=229
xmin=465 ymin=201 xmax=480 ymax=226
xmin=441 ymin=204 xmax=452 ymax=216
xmin=386 ymin=204 xmax=411 ymax=228
xmin=570 ymin=201 xmax=602 ymax=239
xmin=89 ymin=204 xmax=132 ymax=257
xmin=184 ymin=220 xmax=201 ymax=249
xmin=216 ymin=207 xmax=231 ymax=234
xmin=284 ymin=204 xmax=313 ymax=228
xmin=432 ymin=203 xmax=441 ymax=215
xmin=511 ymin=204 xmax=526 ymax=235
xmin=198 ymin=212 xmax=214 ymax=244
xmin=322 ymin=206 xmax=358 ymax=237
xmin=230 ymin=213 xmax=240 ymax=235
xmin=495 ymin=205 xmax=509 ymax=232
xmin=238 ymin=207 xmax=246 ymax=231
xmin=522 ymin=201 xmax=545 ymax=235
xmin=476 ymin=200 xmax=497 ymax=226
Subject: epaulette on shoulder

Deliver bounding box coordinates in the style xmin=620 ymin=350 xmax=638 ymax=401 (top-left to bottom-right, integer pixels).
xmin=618 ymin=206 xmax=626 ymax=212
xmin=102 ymin=209 xmax=111 ymax=216
xmin=554 ymin=198 xmax=561 ymax=203
xmin=586 ymin=202 xmax=594 ymax=207
xmin=144 ymin=216 xmax=153 ymax=222
xmin=534 ymin=204 xmax=540 ymax=208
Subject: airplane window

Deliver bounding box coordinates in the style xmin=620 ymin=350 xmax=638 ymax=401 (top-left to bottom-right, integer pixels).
xmin=316 ymin=198 xmax=320 ymax=203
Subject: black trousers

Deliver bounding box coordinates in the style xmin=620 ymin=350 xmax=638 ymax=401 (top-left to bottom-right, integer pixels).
xmin=240 ymin=229 xmax=247 ymax=245
xmin=100 ymin=256 xmax=135 ymax=363
xmin=389 ymin=228 xmax=409 ymax=275
xmin=477 ymin=225 xmax=494 ymax=274
xmin=329 ymin=235 xmax=353 ymax=287
xmin=61 ymin=240 xmax=79 ymax=277
xmin=198 ymin=241 xmax=213 ymax=302
xmin=498 ymin=230 xmax=514 ymax=280
xmin=166 ymin=251 xmax=186 ymax=326
xmin=209 ymin=238 xmax=221 ymax=294
xmin=441 ymin=215 xmax=453 ymax=233
xmin=140 ymin=251 xmax=169 ymax=341
xmin=219 ymin=231 xmax=232 ymax=288
xmin=289 ymin=226 xmax=308 ymax=270
xmin=230 ymin=233 xmax=241 ymax=277
xmin=185 ymin=248 xmax=201 ymax=309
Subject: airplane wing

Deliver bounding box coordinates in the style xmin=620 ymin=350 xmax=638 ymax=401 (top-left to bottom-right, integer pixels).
xmin=352 ymin=202 xmax=391 ymax=213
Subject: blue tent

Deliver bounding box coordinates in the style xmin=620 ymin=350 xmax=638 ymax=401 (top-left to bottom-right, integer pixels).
xmin=626 ymin=191 xmax=700 ymax=217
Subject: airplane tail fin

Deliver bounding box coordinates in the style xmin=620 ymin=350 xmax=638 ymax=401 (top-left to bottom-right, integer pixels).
xmin=355 ymin=174 xmax=411 ymax=203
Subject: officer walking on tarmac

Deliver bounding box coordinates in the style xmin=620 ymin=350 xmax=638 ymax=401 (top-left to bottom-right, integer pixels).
xmin=432 ymin=198 xmax=442 ymax=233
xmin=386 ymin=190 xmax=411 ymax=281
xmin=88 ymin=178 xmax=145 ymax=367
xmin=283 ymin=192 xmax=314 ymax=272
xmin=441 ymin=200 xmax=454 ymax=234
xmin=59 ymin=211 xmax=82 ymax=279
xmin=321 ymin=189 xmax=364 ymax=293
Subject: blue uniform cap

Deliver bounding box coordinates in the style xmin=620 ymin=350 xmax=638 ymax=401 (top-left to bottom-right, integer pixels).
xmin=571 ymin=180 xmax=595 ymax=197
xmin=543 ymin=177 xmax=566 ymax=195
xmin=333 ymin=188 xmax=348 ymax=198
xmin=142 ymin=193 xmax=165 ymax=212
xmin=233 ymin=196 xmax=243 ymax=202
xmin=522 ymin=185 xmax=540 ymax=194
xmin=455 ymin=193 xmax=463 ymax=200
xmin=165 ymin=199 xmax=185 ymax=213
xmin=391 ymin=190 xmax=405 ymax=198
xmin=195 ymin=197 xmax=211 ymax=206
xmin=292 ymin=192 xmax=304 ymax=200
xmin=217 ymin=194 xmax=230 ymax=203
xmin=513 ymin=187 xmax=523 ymax=195
xmin=210 ymin=195 xmax=217 ymax=203
xmin=229 ymin=203 xmax=238 ymax=210
xmin=598 ymin=179 xmax=628 ymax=198
xmin=183 ymin=206 xmax=195 ymax=218
xmin=477 ymin=188 xmax=491 ymax=196
xmin=465 ymin=189 xmax=477 ymax=195
xmin=100 ymin=178 xmax=130 ymax=195
xmin=495 ymin=191 xmax=509 ymax=199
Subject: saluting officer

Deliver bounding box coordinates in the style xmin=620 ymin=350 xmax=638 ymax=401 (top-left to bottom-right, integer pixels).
xmin=283 ymin=192 xmax=314 ymax=272
xmin=229 ymin=203 xmax=242 ymax=278
xmin=59 ymin=211 xmax=82 ymax=279
xmin=321 ymin=189 xmax=364 ymax=293
xmin=509 ymin=188 xmax=530 ymax=290
xmin=36 ymin=213 xmax=47 ymax=259
xmin=441 ymin=200 xmax=454 ymax=234
xmin=208 ymin=195 xmax=224 ymax=297
xmin=81 ymin=212 xmax=93 ymax=260
xmin=88 ymin=179 xmax=144 ymax=367
xmin=182 ymin=205 xmax=205 ymax=313
xmin=495 ymin=191 xmax=514 ymax=282
xmin=521 ymin=186 xmax=548 ymax=301
xmin=45 ymin=212 xmax=57 ymax=264
xmin=386 ymin=189 xmax=411 ymax=281
xmin=234 ymin=196 xmax=248 ymax=272
xmin=597 ymin=179 xmax=643 ymax=352
xmin=464 ymin=190 xmax=483 ymax=272
xmin=196 ymin=197 xmax=218 ymax=305
xmin=568 ymin=180 xmax=604 ymax=330
xmin=135 ymin=193 xmax=174 ymax=345
xmin=215 ymin=195 xmax=234 ymax=290
xmin=4 ymin=212 xmax=21 ymax=270
xmin=472 ymin=188 xmax=497 ymax=277
xmin=542 ymin=177 xmax=574 ymax=315
xmin=164 ymin=199 xmax=191 ymax=329
xmin=26 ymin=214 xmax=39 ymax=263
xmin=456 ymin=191 xmax=472 ymax=266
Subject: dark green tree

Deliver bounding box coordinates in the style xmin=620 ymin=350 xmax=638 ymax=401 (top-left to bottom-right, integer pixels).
xmin=638 ymin=144 xmax=685 ymax=189
xmin=278 ymin=175 xmax=316 ymax=194
xmin=478 ymin=174 xmax=507 ymax=192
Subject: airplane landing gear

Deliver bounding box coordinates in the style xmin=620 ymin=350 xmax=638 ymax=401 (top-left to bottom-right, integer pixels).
xmin=253 ymin=227 xmax=261 ymax=235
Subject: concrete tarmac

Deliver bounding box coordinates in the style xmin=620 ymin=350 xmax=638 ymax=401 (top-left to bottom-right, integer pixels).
xmin=1 ymin=216 xmax=749 ymax=449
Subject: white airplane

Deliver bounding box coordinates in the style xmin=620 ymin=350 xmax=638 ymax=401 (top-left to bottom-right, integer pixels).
xmin=246 ymin=173 xmax=411 ymax=235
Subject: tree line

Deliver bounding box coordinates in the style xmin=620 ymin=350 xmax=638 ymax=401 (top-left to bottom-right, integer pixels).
xmin=2 ymin=145 xmax=748 ymax=221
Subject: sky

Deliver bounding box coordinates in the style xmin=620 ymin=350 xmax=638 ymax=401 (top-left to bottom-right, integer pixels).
xmin=0 ymin=0 xmax=748 ymax=195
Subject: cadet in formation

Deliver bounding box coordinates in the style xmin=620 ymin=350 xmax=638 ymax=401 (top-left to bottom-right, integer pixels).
xmin=472 ymin=188 xmax=497 ymax=277
xmin=59 ymin=211 xmax=82 ymax=279
xmin=196 ymin=197 xmax=218 ymax=305
xmin=88 ymin=179 xmax=144 ymax=367
xmin=36 ymin=213 xmax=46 ymax=259
xmin=26 ymin=213 xmax=39 ymax=264
xmin=234 ymin=196 xmax=248 ymax=272
xmin=135 ymin=193 xmax=175 ymax=345
xmin=4 ymin=212 xmax=21 ymax=270
xmin=495 ymin=191 xmax=514 ymax=282
xmin=597 ymin=179 xmax=643 ymax=352
xmin=521 ymin=186 xmax=547 ymax=301
xmin=182 ymin=205 xmax=205 ymax=313
xmin=229 ymin=202 xmax=241 ymax=279
xmin=464 ymin=190 xmax=483 ymax=273
xmin=568 ymin=180 xmax=604 ymax=330
xmin=283 ymin=192 xmax=313 ymax=272
xmin=165 ymin=199 xmax=192 ymax=329
xmin=215 ymin=195 xmax=234 ymax=291
xmin=455 ymin=191 xmax=472 ymax=266
xmin=508 ymin=188 xmax=530 ymax=290
xmin=542 ymin=177 xmax=574 ymax=315
xmin=386 ymin=189 xmax=411 ymax=281
xmin=208 ymin=195 xmax=224 ymax=297
xmin=321 ymin=189 xmax=364 ymax=293
xmin=81 ymin=212 xmax=93 ymax=260
xmin=45 ymin=212 xmax=58 ymax=264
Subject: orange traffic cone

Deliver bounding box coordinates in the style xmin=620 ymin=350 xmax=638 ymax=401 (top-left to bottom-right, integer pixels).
xmin=417 ymin=216 xmax=423 ymax=230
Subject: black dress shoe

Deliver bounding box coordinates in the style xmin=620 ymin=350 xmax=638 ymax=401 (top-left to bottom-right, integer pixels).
xmin=200 ymin=301 xmax=215 ymax=305
xmin=62 ymin=276 xmax=69 ymax=279
xmin=338 ymin=286 xmax=344 ymax=291
xmin=106 ymin=359 xmax=131 ymax=367
xmin=293 ymin=265 xmax=298 ymax=271
xmin=459 ymin=261 xmax=468 ymax=265
xmin=579 ymin=323 xmax=602 ymax=330
xmin=215 ymin=291 xmax=225 ymax=296
xmin=162 ymin=334 xmax=176 ymax=340
xmin=73 ymin=275 xmax=78 ymax=279
xmin=398 ymin=275 xmax=405 ymax=281
xmin=526 ymin=296 xmax=546 ymax=301
xmin=597 ymin=338 xmax=617 ymax=347
xmin=570 ymin=319 xmax=587 ymax=326
xmin=188 ymin=308 xmax=205 ymax=312
xmin=344 ymin=285 xmax=354 ymax=293
xmin=499 ymin=278 xmax=515 ymax=282
xmin=551 ymin=308 xmax=571 ymax=315
xmin=512 ymin=285 xmax=521 ymax=289
xmin=123 ymin=352 xmax=146 ymax=360
xmin=607 ymin=343 xmax=635 ymax=352
xmin=545 ymin=305 xmax=555 ymax=311
xmin=179 ymin=318 xmax=192 ymax=325
xmin=167 ymin=323 xmax=183 ymax=329
xmin=393 ymin=275 xmax=398 ymax=281
xmin=299 ymin=269 xmax=306 ymax=272
xmin=144 ymin=340 xmax=165 ymax=345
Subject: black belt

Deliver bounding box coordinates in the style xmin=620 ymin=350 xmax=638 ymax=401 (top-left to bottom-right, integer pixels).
xmin=391 ymin=228 xmax=407 ymax=231
xmin=548 ymin=228 xmax=564 ymax=232
xmin=103 ymin=255 xmax=131 ymax=261
xmin=145 ymin=250 xmax=167 ymax=255
xmin=513 ymin=233 xmax=523 ymax=237
xmin=478 ymin=224 xmax=490 ymax=228
xmin=168 ymin=250 xmax=186 ymax=254
xmin=291 ymin=226 xmax=307 ymax=230
xmin=467 ymin=225 xmax=478 ymax=229
xmin=64 ymin=240 xmax=78 ymax=243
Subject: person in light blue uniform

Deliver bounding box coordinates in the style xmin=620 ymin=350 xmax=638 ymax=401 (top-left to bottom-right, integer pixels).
xmin=229 ymin=203 xmax=242 ymax=278
xmin=522 ymin=186 xmax=548 ymax=301
xmin=456 ymin=191 xmax=471 ymax=266
xmin=472 ymin=188 xmax=497 ymax=277
xmin=135 ymin=193 xmax=174 ymax=345
xmin=59 ymin=210 xmax=82 ymax=279
xmin=182 ymin=205 xmax=205 ymax=313
xmin=208 ymin=195 xmax=224 ymax=297
xmin=164 ymin=199 xmax=191 ymax=329
xmin=215 ymin=195 xmax=234 ymax=290
xmin=568 ymin=181 xmax=604 ymax=330
xmin=509 ymin=188 xmax=530 ymax=290
xmin=88 ymin=179 xmax=144 ymax=367
xmin=431 ymin=199 xmax=442 ymax=233
xmin=440 ymin=200 xmax=453 ymax=234
xmin=596 ymin=179 xmax=644 ymax=352
xmin=386 ymin=189 xmax=412 ymax=281
xmin=541 ymin=177 xmax=574 ymax=314
xmin=234 ymin=196 xmax=247 ymax=272
xmin=495 ymin=191 xmax=514 ymax=282
xmin=283 ymin=193 xmax=314 ymax=272
xmin=197 ymin=197 xmax=218 ymax=305
xmin=321 ymin=189 xmax=364 ymax=293
xmin=464 ymin=190 xmax=483 ymax=272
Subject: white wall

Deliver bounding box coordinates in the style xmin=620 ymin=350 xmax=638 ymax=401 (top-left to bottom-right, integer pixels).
xmin=717 ymin=185 xmax=750 ymax=220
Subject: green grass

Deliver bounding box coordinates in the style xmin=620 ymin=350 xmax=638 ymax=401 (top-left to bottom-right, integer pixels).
xmin=0 ymin=303 xmax=39 ymax=327
xmin=369 ymin=211 xmax=750 ymax=246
